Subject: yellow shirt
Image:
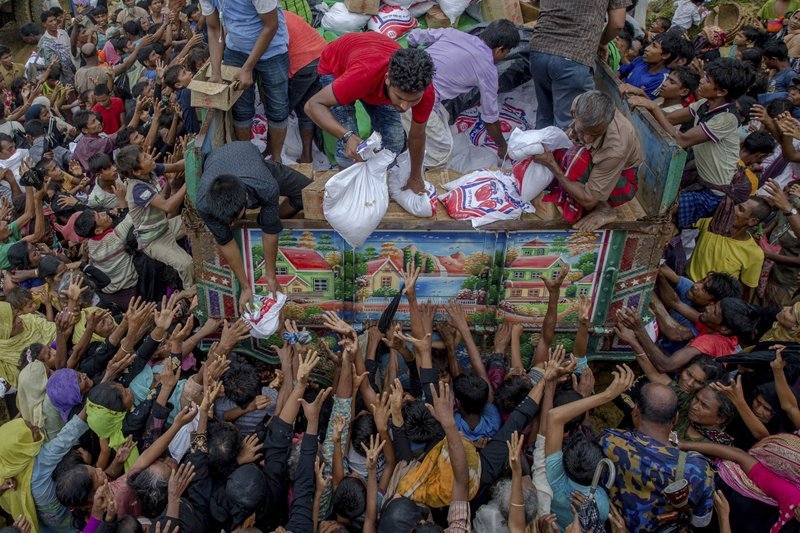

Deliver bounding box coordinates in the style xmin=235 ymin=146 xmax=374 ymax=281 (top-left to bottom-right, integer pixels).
xmin=687 ymin=218 xmax=765 ymax=288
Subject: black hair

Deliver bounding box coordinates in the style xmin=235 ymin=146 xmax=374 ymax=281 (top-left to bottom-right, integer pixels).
xmin=7 ymin=286 xmax=33 ymax=313
xmin=704 ymin=384 xmax=736 ymax=427
xmin=73 ymin=209 xmax=98 ymax=239
xmin=18 ymin=342 xmax=44 ymax=370
xmin=137 ymin=44 xmax=155 ymax=64
xmin=494 ymin=375 xmax=532 ymax=414
xmin=186 ymin=45 xmax=210 ymax=72
xmin=719 ymin=297 xmax=775 ymax=343
xmin=0 ymin=45 xmax=10 ymax=57
xmin=88 ymin=153 xmax=114 ymax=174
xmin=638 ymin=383 xmax=678 ymax=424
xmin=0 ymin=133 xmax=12 ymax=147
xmin=749 ymin=195 xmax=774 ymax=222
xmin=222 ymin=360 xmax=260 ymax=409
xmin=333 ymin=477 xmax=367 ymax=521
xmin=24 ymin=119 xmax=45 ymax=138
xmin=688 ymin=354 xmax=724 ymax=382
xmin=670 ymin=37 xmax=695 ymax=66
xmin=740 ymin=47 xmax=763 ymax=70
xmin=109 ymin=515 xmax=143 ymax=533
xmin=554 ymin=390 xmax=586 ymax=435
xmin=704 ymin=58 xmax=753 ymax=101
xmin=387 ymin=48 xmax=435 ymax=94
xmin=205 ymin=174 xmax=248 ymax=224
xmin=50 ymin=6 xmax=63 ymax=16
xmin=453 ymin=373 xmax=489 ymax=415
xmin=480 ymin=19 xmax=520 ymax=51
xmin=19 ymin=22 xmax=42 ymax=38
xmin=653 ymin=33 xmax=682 ymax=65
xmin=131 ymin=79 xmax=150 ymax=98
xmin=7 ymin=241 xmax=31 ymax=270
xmin=737 ymin=95 xmax=757 ymax=125
xmin=93 ymin=84 xmax=110 ymax=96
xmin=742 ymin=130 xmax=777 ymax=156
xmin=673 ymin=65 xmax=700 ymax=93
xmin=90 ymin=6 xmax=108 ymax=17
xmin=115 ymin=126 xmax=133 ymax=148
xmin=73 ymin=110 xmax=96 ymax=132
xmin=208 ymin=419 xmax=242 ymax=479
xmin=111 ymin=36 xmax=130 ymax=53
xmin=766 ymin=98 xmax=795 ymax=119
xmin=562 ymin=432 xmax=604 ymax=486
xmin=46 ymin=66 xmax=61 ymax=81
xmin=87 ymin=381 xmax=126 ymax=412
xmin=163 ymin=64 xmax=184 ymax=90
xmin=41 ymin=8 xmax=56 ymax=22
xmin=36 ymin=158 xmax=54 ymax=172
xmin=412 ymin=526 xmax=444 ymax=533
xmin=763 ymin=40 xmax=789 ymax=62
xmin=704 ymin=272 xmax=743 ymax=301
xmin=183 ymin=3 xmax=198 ymax=15
xmin=653 ymin=16 xmax=671 ymax=31
xmin=739 ymin=24 xmax=766 ymax=48
xmin=123 ymin=20 xmax=142 ymax=37
xmin=128 ymin=468 xmax=169 ymax=518
xmin=350 ymin=413 xmax=378 ymax=458
xmin=616 ymin=29 xmax=633 ymax=48
xmin=55 ymin=463 xmax=94 ymax=508
xmin=403 ymin=399 xmax=444 ymax=444
xmin=115 ymin=144 xmax=142 ymax=178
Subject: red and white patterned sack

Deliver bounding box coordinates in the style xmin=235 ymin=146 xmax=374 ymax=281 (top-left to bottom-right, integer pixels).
xmin=439 ymin=170 xmax=533 ymax=227
xmin=368 ymin=5 xmax=418 ymax=39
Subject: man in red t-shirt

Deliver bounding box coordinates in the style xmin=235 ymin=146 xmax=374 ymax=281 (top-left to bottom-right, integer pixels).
xmin=305 ymin=32 xmax=435 ymax=194
xmin=91 ymin=84 xmax=125 ymax=135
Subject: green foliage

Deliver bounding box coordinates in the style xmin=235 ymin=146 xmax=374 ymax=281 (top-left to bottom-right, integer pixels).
xmin=550 ymin=235 xmax=568 ymax=253
xmin=304 ymin=306 xmax=324 ymax=318
xmin=364 ymin=246 xmax=379 ymax=260
xmin=565 ymin=285 xmax=577 ymax=297
xmin=575 ymin=253 xmax=598 ymax=276
xmin=461 ymin=275 xmax=485 ymax=291
xmin=373 ymin=287 xmax=400 ymax=297
xmin=252 ymin=244 xmax=264 ymax=269
xmin=425 ymin=256 xmax=435 ymax=273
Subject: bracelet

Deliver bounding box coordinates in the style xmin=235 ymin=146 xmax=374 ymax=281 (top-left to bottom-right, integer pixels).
xmin=635 ymin=352 xmax=647 ymax=358
xmin=120 ymin=344 xmax=134 ymax=355
xmin=152 ymin=334 xmax=166 ymax=342
xmin=510 ymin=502 xmax=526 ymax=507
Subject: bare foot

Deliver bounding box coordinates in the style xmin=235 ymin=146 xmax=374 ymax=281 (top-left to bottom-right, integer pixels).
xmin=573 ymin=205 xmax=617 ymax=231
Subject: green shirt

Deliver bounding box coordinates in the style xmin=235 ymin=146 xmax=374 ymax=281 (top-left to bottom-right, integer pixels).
xmin=758 ymin=0 xmax=800 ymax=20
xmin=0 ymin=221 xmax=22 ymax=270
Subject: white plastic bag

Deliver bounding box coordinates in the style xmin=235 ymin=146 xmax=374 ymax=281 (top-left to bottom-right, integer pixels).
xmin=439 ymin=170 xmax=534 ymax=227
xmin=383 ymin=0 xmax=414 ymax=8
xmin=506 ymin=126 xmax=572 ymax=202
xmin=243 ymin=292 xmax=287 ymax=339
xmin=401 ymin=105 xmax=453 ymax=168
xmin=506 ymin=126 xmax=571 ymax=160
xmin=321 ymin=3 xmax=371 ymax=33
xmin=388 ymin=151 xmax=437 ymax=217
xmin=323 ymin=132 xmax=396 ymax=247
xmin=407 ymin=0 xmax=435 ymax=16
xmin=368 ymin=5 xmax=417 ymax=39
xmin=439 ymin=0 xmax=470 ymax=24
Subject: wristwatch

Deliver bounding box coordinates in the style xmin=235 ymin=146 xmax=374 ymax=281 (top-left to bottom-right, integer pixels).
xmin=341 ymin=130 xmax=355 ymax=144
xmin=785 ymin=207 xmax=799 ymax=217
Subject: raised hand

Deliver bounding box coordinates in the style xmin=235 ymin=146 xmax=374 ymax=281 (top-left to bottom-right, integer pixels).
xmin=299 ymin=387 xmax=332 ymax=426
xmin=219 ymin=319 xmax=251 ymax=353
xmin=494 ymin=323 xmax=513 ymax=354
xmin=770 ymin=344 xmax=786 ymax=372
xmin=201 ymin=379 xmax=224 ymax=417
xmin=572 ymin=365 xmax=595 ymax=398
xmin=394 ymin=329 xmax=432 ymax=353
xmin=315 ymin=456 xmax=331 ymax=494
xmin=401 ymin=261 xmax=421 ymax=298
xmin=154 ymin=294 xmax=180 ymax=331
xmin=542 ymin=263 xmax=569 ymax=293
xmin=321 ymin=311 xmax=354 ymax=336
xmin=65 ymin=272 xmax=89 ymax=302
xmin=168 ymin=462 xmax=195 ymax=501
xmin=426 ymin=380 xmax=455 ymax=428
xmin=577 ymin=294 xmax=591 ymax=324
xmin=102 ymin=350 xmax=136 ymax=382
xmin=331 ymin=413 xmax=347 ymax=443
xmin=361 ymin=433 xmax=385 ymax=471
xmin=506 ymin=430 xmax=524 ymax=474
xmin=369 ymin=391 xmax=391 ymax=433
xmin=603 ymin=364 xmax=636 ymax=399
xmin=296 ymin=350 xmax=320 ymax=384
xmin=710 ymin=375 xmax=746 ymax=406
xmin=174 ymin=402 xmax=199 ymax=426
xmin=236 ymin=434 xmax=263 ymax=465
xmin=112 ymin=435 xmax=135 ymax=467
xmin=445 ymin=300 xmax=470 ymax=333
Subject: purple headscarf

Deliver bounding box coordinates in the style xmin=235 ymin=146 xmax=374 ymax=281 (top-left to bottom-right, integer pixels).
xmin=46 ymin=369 xmax=83 ymax=422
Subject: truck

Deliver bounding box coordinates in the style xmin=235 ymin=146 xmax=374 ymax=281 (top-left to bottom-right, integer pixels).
xmin=183 ymin=62 xmax=686 ymax=364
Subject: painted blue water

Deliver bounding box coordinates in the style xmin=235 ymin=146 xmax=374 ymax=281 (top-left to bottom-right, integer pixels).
xmin=413 ymin=275 xmax=469 ymax=297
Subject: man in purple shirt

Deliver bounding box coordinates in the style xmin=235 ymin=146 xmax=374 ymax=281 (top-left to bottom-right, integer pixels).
xmin=406 ymin=20 xmax=519 ymax=159
xmin=71 ymin=110 xmax=117 ymax=172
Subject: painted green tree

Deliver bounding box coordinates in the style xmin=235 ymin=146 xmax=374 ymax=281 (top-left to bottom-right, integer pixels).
xmin=575 ymin=252 xmax=598 ymax=276
xmin=550 ymin=235 xmax=568 ymax=253
xmin=364 ymin=246 xmax=379 ymax=260
xmin=414 ymin=251 xmax=423 ymax=269
xmin=317 ymin=233 xmax=337 ymax=252
xmin=278 ymin=231 xmax=298 ymax=246
xmin=252 ymin=244 xmax=264 ymax=278
xmin=424 ymin=255 xmax=435 ymax=273
xmin=403 ymin=248 xmax=412 ymax=268
xmin=566 ymin=285 xmax=577 ymax=297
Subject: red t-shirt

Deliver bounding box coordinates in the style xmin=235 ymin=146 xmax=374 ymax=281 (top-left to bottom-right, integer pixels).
xmin=688 ymin=322 xmax=739 ymax=358
xmin=318 ymin=32 xmax=435 ymax=123
xmin=92 ymin=97 xmax=125 ymax=135
xmin=285 ymin=11 xmax=327 ymax=78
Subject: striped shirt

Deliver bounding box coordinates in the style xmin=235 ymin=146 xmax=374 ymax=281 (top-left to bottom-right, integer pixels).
xmin=127 ymin=174 xmax=168 ymax=248
xmin=86 ymin=216 xmax=138 ymax=293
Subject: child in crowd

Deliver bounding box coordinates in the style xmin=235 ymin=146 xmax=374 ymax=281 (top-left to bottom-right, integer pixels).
xmin=761 ymin=41 xmax=796 ymax=105
xmin=87 ymin=153 xmax=125 ymax=210
xmin=163 ymin=64 xmax=199 ymax=134
xmin=619 ymin=34 xmax=681 ymax=100
xmin=656 ymin=66 xmax=700 ymax=113
xmin=729 ymin=24 xmax=766 ymax=59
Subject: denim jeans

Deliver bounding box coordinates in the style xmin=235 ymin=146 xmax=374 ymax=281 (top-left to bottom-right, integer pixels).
xmin=530 ymin=52 xmax=595 ymax=129
xmin=224 ymin=48 xmax=290 ymax=129
xmin=319 ymin=74 xmax=406 ymax=168
xmin=288 ymin=59 xmax=322 ymax=130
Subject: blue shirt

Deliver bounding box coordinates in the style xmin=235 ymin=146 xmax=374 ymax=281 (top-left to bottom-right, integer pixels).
xmin=660 ymin=276 xmax=700 ymax=355
xmin=32 ymin=416 xmax=89 ymax=533
xmin=198 ymin=0 xmax=288 ymax=61
xmin=176 ymin=88 xmax=199 ymax=134
xmin=619 ymin=57 xmax=669 ymax=100
xmin=454 ymin=403 xmax=501 ymax=441
xmin=545 ymin=450 xmax=610 ymax=531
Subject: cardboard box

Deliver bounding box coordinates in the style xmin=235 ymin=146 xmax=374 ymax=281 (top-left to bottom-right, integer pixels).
xmin=425 ymin=5 xmax=458 ymax=28
xmin=520 ymin=1 xmax=539 ymax=23
xmin=344 ymin=0 xmax=379 ymax=15
xmin=188 ymin=63 xmax=244 ymax=111
xmin=480 ymin=0 xmax=523 ymax=25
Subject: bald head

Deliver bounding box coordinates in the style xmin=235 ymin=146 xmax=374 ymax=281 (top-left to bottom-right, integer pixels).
xmin=637 ymin=383 xmax=678 ymax=425
xmin=80 ymin=42 xmax=97 ymax=58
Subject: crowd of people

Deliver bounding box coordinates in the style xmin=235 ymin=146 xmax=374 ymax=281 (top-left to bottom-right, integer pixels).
xmin=0 ymin=0 xmax=798 ymax=531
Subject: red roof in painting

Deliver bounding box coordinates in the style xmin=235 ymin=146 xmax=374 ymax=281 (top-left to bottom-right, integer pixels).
xmin=366 ymin=257 xmax=404 ymax=277
xmin=520 ymin=238 xmax=548 ymax=247
xmin=279 ymin=248 xmax=331 ymax=271
xmin=255 ymin=274 xmax=309 ymax=286
xmin=508 ymin=256 xmax=562 ymax=269
xmin=576 ymin=272 xmax=595 ymax=284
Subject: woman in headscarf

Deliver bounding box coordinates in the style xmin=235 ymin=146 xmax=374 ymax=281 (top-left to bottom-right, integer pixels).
xmin=760 ymin=301 xmax=800 ymax=345
xmin=675 ymin=384 xmax=737 ymax=445
xmin=0 ymin=301 xmax=56 ymax=387
xmin=47 ymin=368 xmax=93 ymax=423
xmin=0 ymin=418 xmax=44 ymax=530
xmin=86 ymin=381 xmax=139 ymax=472
xmin=17 ymin=358 xmax=66 ymax=442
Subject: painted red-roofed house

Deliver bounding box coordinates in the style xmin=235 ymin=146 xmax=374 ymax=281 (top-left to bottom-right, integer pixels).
xmin=519 ymin=238 xmax=550 ymax=256
xmin=504 ymin=255 xmax=567 ymax=301
xmin=255 ymin=247 xmax=334 ymax=299
xmin=574 ymin=272 xmax=595 ymax=297
xmin=365 ymin=256 xmax=404 ymax=293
